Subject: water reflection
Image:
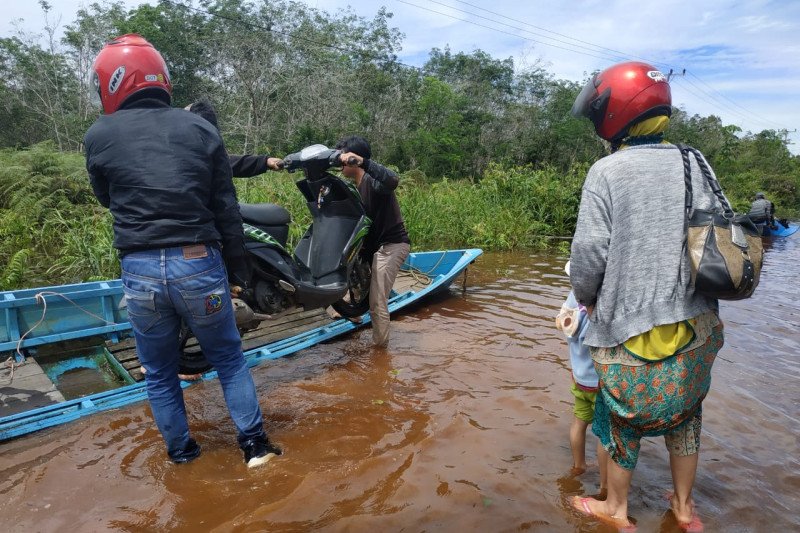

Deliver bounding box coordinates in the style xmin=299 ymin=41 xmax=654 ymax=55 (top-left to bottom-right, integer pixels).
xmin=0 ymin=241 xmax=798 ymax=532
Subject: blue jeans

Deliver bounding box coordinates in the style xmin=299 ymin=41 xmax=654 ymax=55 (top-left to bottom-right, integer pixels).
xmin=121 ymin=245 xmax=265 ymax=461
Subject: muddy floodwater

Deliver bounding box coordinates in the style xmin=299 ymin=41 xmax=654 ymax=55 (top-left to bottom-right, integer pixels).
xmin=1 ymin=239 xmax=798 ymax=532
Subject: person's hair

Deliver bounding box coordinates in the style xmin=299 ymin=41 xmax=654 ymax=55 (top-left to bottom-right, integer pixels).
xmin=188 ymin=99 xmax=219 ymax=130
xmin=335 ymin=135 xmax=371 ymax=160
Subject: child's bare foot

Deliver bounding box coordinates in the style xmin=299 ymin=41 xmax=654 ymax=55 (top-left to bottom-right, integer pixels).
xmin=570 ymin=465 xmax=587 ymax=476
xmin=669 ymin=493 xmax=703 ymax=532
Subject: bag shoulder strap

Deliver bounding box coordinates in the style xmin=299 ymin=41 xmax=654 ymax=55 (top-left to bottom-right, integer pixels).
xmin=675 ymin=143 xmax=734 ymax=217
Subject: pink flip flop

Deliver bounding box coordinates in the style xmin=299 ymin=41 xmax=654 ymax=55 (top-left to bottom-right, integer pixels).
xmin=571 ymin=496 xmax=637 ymax=532
xmin=678 ymin=512 xmax=704 ymax=532
xmin=664 ymin=493 xmax=704 ymax=532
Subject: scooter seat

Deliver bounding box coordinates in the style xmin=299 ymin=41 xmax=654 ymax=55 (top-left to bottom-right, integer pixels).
xmin=239 ymin=203 xmax=291 ymax=226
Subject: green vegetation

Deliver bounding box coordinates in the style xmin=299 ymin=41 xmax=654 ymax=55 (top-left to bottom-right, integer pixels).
xmin=0 ymin=144 xmax=585 ymax=288
xmin=0 ymin=0 xmax=797 ymax=290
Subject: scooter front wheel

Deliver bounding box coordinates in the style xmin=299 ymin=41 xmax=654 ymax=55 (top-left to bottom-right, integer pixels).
xmin=331 ymin=256 xmax=371 ymax=318
xmin=177 ymin=322 xmax=214 ymax=375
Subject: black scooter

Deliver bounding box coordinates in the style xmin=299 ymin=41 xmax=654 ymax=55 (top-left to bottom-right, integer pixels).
xmin=179 ymin=144 xmax=372 ymax=374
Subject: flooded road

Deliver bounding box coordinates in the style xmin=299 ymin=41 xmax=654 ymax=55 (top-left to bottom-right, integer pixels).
xmin=1 ymin=239 xmax=798 ymax=532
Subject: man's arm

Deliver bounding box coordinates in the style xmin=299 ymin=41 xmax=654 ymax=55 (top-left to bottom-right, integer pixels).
xmin=228 ymin=154 xmax=283 ymax=178
xmin=229 ymin=154 xmax=267 ymax=177
xmin=362 ymin=159 xmax=399 ymax=194
xmin=228 ymin=155 xmax=281 ymax=178
xmin=210 ymin=139 xmax=250 ymax=287
xmin=85 ymin=140 xmax=110 ymax=208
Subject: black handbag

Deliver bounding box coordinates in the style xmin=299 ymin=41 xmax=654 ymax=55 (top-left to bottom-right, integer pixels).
xmin=677 ymin=144 xmax=763 ymax=300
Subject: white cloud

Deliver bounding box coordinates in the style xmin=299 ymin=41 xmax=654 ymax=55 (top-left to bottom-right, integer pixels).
xmin=735 ymin=15 xmax=793 ymax=33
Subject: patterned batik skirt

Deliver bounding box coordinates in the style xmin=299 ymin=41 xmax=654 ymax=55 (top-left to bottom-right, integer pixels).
xmin=590 ymin=311 xmax=724 ymax=470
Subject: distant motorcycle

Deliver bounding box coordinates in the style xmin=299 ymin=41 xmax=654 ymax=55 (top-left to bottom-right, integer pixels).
xmin=179 ymin=144 xmax=372 ymax=374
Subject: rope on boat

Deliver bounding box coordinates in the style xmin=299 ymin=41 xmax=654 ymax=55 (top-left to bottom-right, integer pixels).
xmin=400 ymin=250 xmax=447 ymax=286
xmin=402 ymin=267 xmax=432 ymax=287
xmin=2 ymin=291 xmax=120 ymax=385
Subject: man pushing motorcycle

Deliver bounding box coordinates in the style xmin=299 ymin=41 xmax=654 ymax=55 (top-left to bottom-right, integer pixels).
xmin=335 ymin=136 xmax=411 ymax=347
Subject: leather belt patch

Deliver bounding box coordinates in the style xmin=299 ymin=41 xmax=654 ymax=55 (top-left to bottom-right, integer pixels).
xmin=182 ymin=244 xmax=208 ymax=260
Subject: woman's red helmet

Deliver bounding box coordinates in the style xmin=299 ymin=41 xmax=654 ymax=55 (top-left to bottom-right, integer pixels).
xmin=90 ymin=34 xmax=172 ymax=114
xmin=571 ymin=61 xmax=672 ymax=142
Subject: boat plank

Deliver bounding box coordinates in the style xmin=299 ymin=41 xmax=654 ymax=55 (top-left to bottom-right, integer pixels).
xmin=0 ymin=359 xmax=65 ymax=417
xmin=0 ymin=249 xmax=483 ymax=440
xmin=241 ymin=318 xmax=333 ymax=351
xmin=394 ymin=269 xmax=432 ymax=294
xmin=107 ymin=307 xmax=334 ymax=381
xmin=106 ymin=270 xmax=433 ymax=383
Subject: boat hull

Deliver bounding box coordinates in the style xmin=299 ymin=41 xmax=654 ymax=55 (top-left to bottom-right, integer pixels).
xmin=758 ymin=220 xmax=799 ymax=238
xmin=0 ymin=249 xmax=482 ymax=440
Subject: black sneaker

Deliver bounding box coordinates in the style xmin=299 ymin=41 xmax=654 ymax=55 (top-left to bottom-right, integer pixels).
xmin=241 ymin=435 xmax=282 ymax=468
xmin=171 ymin=438 xmax=202 ymax=464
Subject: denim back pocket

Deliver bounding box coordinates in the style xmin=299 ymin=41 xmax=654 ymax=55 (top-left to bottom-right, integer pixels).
xmin=178 ymin=280 xmax=231 ymax=329
xmin=122 ymin=285 xmax=161 ymax=334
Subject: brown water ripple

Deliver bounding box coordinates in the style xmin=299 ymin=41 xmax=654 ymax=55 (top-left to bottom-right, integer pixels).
xmin=0 ymin=244 xmax=798 ymax=532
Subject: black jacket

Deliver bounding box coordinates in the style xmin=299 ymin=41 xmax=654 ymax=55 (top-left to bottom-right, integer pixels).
xmin=84 ymin=97 xmax=245 ymax=263
xmin=230 ymin=154 xmax=270 ymax=177
xmin=357 ymin=160 xmax=410 ymax=257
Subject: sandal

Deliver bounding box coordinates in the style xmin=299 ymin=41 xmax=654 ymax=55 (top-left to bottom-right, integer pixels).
xmin=571 ymin=496 xmax=637 ymax=532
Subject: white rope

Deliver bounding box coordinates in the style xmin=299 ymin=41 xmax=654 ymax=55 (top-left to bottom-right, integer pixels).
xmin=2 ymin=290 xmax=120 ymax=385
xmin=400 ymin=250 xmax=448 ymax=286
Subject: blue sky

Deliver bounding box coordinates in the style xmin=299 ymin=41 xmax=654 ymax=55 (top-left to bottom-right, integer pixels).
xmin=5 ymin=0 xmax=800 ymax=153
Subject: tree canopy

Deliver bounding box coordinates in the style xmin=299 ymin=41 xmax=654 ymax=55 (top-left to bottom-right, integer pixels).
xmin=0 ymin=0 xmax=797 ymax=214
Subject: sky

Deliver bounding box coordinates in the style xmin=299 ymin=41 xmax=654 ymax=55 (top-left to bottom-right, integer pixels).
xmin=4 ymin=0 xmax=800 ymax=153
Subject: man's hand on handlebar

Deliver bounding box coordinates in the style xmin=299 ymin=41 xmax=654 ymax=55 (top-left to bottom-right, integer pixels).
xmin=339 ymin=152 xmax=363 ymax=168
xmin=266 ymin=157 xmax=284 ymax=171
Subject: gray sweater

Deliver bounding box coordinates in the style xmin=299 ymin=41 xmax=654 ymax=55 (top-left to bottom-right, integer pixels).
xmin=570 ymin=144 xmax=719 ymax=347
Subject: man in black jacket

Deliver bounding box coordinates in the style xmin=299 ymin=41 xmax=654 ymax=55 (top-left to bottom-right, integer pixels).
xmin=335 ymin=136 xmax=410 ymax=347
xmin=85 ymin=34 xmax=280 ymax=467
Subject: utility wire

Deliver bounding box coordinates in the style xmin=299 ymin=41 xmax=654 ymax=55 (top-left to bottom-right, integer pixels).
xmin=670 ymin=77 xmax=749 ymax=126
xmin=673 ymin=75 xmax=788 ymax=131
xmin=164 ymin=0 xmax=790 ymax=134
xmin=395 ymin=0 xmax=636 ymax=64
xmin=397 ymin=0 xmax=793 ymax=132
xmin=423 ymin=0 xmax=629 ymax=63
xmin=445 ymin=0 xmax=676 ymax=72
xmin=686 ymin=70 xmax=788 ymax=130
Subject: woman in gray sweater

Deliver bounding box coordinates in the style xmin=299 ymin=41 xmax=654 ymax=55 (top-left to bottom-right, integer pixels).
xmin=568 ymin=61 xmax=723 ymax=532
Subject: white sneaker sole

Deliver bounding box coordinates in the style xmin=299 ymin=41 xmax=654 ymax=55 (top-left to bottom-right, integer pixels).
xmin=247 ymin=452 xmax=278 ymax=468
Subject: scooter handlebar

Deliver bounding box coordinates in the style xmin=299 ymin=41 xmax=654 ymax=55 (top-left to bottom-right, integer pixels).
xmin=280 ymin=146 xmax=354 ymax=174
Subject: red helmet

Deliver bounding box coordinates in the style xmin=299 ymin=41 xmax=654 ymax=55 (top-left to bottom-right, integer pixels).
xmin=90 ymin=34 xmax=172 ymax=114
xmin=571 ymin=61 xmax=671 ymax=142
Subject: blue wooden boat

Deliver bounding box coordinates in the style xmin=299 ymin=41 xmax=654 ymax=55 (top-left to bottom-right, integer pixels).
xmin=0 ymin=249 xmax=482 ymax=441
xmin=757 ymin=219 xmax=799 ymax=238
